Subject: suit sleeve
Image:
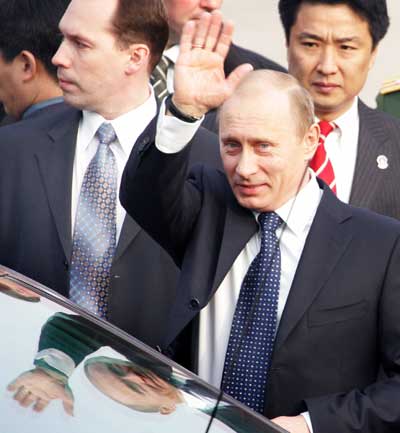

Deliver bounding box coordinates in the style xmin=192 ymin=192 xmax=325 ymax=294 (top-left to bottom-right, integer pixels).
xmin=306 ymin=234 xmax=400 ymax=433
xmin=120 ymin=130 xmax=206 ymax=267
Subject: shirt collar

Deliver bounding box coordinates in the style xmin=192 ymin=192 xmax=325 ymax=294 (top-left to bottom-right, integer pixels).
xmin=274 ymin=170 xmax=322 ymax=237
xmin=79 ymin=86 xmax=157 ymax=155
xmin=316 ymin=97 xmax=359 ymax=137
xmin=22 ymin=97 xmax=64 ymax=119
xmin=163 ymin=44 xmax=180 ymax=64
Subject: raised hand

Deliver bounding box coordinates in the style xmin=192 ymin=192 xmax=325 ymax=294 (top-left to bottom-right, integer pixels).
xmin=7 ymin=367 xmax=74 ymax=416
xmin=173 ymin=10 xmax=253 ymax=118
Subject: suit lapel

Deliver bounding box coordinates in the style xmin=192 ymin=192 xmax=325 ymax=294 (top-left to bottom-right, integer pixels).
xmin=114 ymin=215 xmax=141 ymax=262
xmin=212 ymin=193 xmax=258 ymax=297
xmin=34 ymin=109 xmax=80 ymax=262
xmin=350 ymin=101 xmax=388 ymax=207
xmin=274 ymin=187 xmax=353 ymax=353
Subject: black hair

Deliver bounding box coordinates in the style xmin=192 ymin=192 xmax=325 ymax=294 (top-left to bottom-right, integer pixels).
xmin=278 ymin=0 xmax=389 ymax=48
xmin=0 ymin=0 xmax=71 ymax=79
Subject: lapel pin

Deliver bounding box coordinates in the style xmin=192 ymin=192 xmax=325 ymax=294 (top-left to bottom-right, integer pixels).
xmin=376 ymin=155 xmax=388 ymax=170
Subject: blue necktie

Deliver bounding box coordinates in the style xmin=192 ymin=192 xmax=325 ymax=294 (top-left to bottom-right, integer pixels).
xmin=221 ymin=212 xmax=283 ymax=413
xmin=69 ymin=123 xmax=118 ymax=319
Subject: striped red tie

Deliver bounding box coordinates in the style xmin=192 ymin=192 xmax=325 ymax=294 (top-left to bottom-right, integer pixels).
xmin=310 ymin=120 xmax=337 ymax=194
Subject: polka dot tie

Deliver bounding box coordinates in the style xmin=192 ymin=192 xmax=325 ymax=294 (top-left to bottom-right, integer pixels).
xmin=221 ymin=212 xmax=283 ymax=413
xmin=69 ymin=122 xmax=118 ymax=319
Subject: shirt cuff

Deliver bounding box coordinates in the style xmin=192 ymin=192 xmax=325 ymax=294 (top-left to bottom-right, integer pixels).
xmin=301 ymin=412 xmax=314 ymax=433
xmin=155 ymin=98 xmax=204 ymax=154
xmin=34 ymin=348 xmax=76 ymax=378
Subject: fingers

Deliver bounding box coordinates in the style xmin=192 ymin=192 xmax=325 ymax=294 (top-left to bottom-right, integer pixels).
xmin=63 ymin=397 xmax=74 ymax=416
xmin=192 ymin=12 xmax=213 ymax=49
xmin=226 ymin=63 xmax=254 ymax=93
xmin=180 ymin=20 xmax=196 ymax=55
xmin=214 ymin=19 xmax=234 ymax=59
xmin=33 ymin=398 xmax=49 ymax=413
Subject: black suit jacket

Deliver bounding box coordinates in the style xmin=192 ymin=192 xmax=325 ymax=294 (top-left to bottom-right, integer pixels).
xmin=120 ymin=132 xmax=400 ymax=433
xmin=202 ymin=43 xmax=287 ymax=132
xmin=0 ymin=102 xmax=221 ymax=347
xmin=349 ymin=101 xmax=400 ymax=219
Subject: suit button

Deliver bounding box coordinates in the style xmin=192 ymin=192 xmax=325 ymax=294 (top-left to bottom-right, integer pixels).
xmin=63 ymin=261 xmax=69 ymax=270
xmin=189 ymin=298 xmax=200 ymax=310
xmin=113 ymin=274 xmax=121 ymax=279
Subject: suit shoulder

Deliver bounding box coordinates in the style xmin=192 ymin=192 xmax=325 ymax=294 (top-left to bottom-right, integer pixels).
xmin=349 ymin=202 xmax=400 ymax=235
xmin=359 ymin=100 xmax=400 ymax=131
xmin=225 ymin=43 xmax=287 ymax=74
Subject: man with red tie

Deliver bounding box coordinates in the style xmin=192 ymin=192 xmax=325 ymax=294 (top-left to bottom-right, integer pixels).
xmin=279 ymin=0 xmax=400 ymax=219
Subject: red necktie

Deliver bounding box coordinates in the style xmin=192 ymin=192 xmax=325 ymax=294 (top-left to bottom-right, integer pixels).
xmin=310 ymin=120 xmax=337 ymax=194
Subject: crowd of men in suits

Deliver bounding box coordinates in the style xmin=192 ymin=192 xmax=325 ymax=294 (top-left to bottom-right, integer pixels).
xmin=0 ymin=0 xmax=400 ymax=432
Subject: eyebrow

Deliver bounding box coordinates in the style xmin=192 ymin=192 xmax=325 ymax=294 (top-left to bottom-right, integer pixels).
xmin=298 ymin=32 xmax=362 ymax=44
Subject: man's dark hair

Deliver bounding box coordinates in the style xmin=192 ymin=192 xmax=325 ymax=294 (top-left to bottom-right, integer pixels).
xmin=112 ymin=0 xmax=169 ymax=71
xmin=0 ymin=0 xmax=70 ymax=80
xmin=278 ymin=0 xmax=389 ymax=48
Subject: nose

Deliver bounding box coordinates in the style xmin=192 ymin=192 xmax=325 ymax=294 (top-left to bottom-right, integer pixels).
xmin=316 ymin=46 xmax=338 ymax=75
xmin=199 ymin=0 xmax=222 ymax=12
xmin=235 ymin=149 xmax=258 ymax=179
xmin=52 ymin=39 xmax=70 ymax=69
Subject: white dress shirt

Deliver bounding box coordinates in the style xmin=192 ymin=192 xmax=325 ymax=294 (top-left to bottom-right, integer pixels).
xmin=318 ymin=97 xmax=359 ymax=203
xmin=72 ymin=89 xmax=157 ymax=241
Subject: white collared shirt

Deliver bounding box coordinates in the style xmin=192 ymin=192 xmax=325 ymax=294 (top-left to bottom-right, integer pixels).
xmin=318 ymin=97 xmax=359 ymax=203
xmin=72 ymin=90 xmax=157 ymax=241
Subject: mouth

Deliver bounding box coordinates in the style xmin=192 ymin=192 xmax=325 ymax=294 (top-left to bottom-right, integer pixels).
xmin=58 ymin=76 xmax=75 ymax=90
xmin=235 ymin=183 xmax=267 ymax=196
xmin=312 ymin=81 xmax=340 ymax=94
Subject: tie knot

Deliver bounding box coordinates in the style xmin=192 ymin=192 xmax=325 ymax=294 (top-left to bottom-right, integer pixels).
xmin=258 ymin=212 xmax=282 ymax=234
xmin=318 ymin=120 xmax=336 ymax=139
xmin=96 ymin=123 xmax=117 ymax=146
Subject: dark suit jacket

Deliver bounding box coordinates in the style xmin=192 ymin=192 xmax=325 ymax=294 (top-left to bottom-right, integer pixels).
xmin=349 ymin=101 xmax=400 ymax=220
xmin=202 ymin=43 xmax=287 ymax=132
xmin=120 ymin=131 xmax=400 ymax=433
xmin=0 ymin=102 xmax=221 ymax=348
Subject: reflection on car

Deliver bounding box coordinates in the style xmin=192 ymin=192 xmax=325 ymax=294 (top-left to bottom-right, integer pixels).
xmin=0 ymin=266 xmax=286 ymax=433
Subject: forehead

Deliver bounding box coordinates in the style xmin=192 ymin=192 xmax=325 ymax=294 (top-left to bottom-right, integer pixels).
xmin=292 ymin=2 xmax=372 ymax=41
xmin=60 ymin=0 xmax=117 ymax=37
xmin=219 ymin=91 xmax=298 ymax=141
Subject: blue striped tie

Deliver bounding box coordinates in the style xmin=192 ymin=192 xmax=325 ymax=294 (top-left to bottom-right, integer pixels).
xmin=69 ymin=123 xmax=118 ymax=319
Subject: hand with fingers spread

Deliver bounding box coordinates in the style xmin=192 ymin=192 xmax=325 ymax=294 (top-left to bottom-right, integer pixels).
xmin=7 ymin=367 xmax=74 ymax=416
xmin=172 ymin=10 xmax=253 ymax=119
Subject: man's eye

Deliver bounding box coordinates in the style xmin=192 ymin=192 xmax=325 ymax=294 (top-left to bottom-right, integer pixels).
xmin=301 ymin=41 xmax=318 ymax=48
xmin=341 ymin=44 xmax=356 ymax=51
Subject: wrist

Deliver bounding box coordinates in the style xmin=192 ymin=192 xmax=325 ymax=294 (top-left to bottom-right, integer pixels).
xmin=166 ymin=94 xmax=205 ymax=121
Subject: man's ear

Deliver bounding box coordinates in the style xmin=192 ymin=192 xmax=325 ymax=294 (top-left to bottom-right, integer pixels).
xmin=303 ymin=122 xmax=319 ymax=161
xmin=125 ymin=44 xmax=151 ymax=75
xmin=18 ymin=50 xmax=37 ymax=82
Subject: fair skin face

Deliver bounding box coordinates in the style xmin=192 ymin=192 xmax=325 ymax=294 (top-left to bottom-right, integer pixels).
xmin=287 ymin=2 xmax=378 ymax=121
xmin=52 ymin=0 xmax=151 ymax=120
xmin=220 ymin=89 xmax=318 ymax=212
xmin=87 ymin=363 xmax=183 ymax=414
xmin=163 ymin=0 xmax=223 ymax=46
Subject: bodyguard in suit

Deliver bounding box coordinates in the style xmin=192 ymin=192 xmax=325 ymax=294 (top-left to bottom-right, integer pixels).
xmin=152 ymin=0 xmax=286 ymax=132
xmin=0 ymin=0 xmax=220 ymax=347
xmin=279 ymin=0 xmax=400 ymax=219
xmin=121 ymin=12 xmax=400 ymax=433
xmin=0 ymin=0 xmax=68 ymax=123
